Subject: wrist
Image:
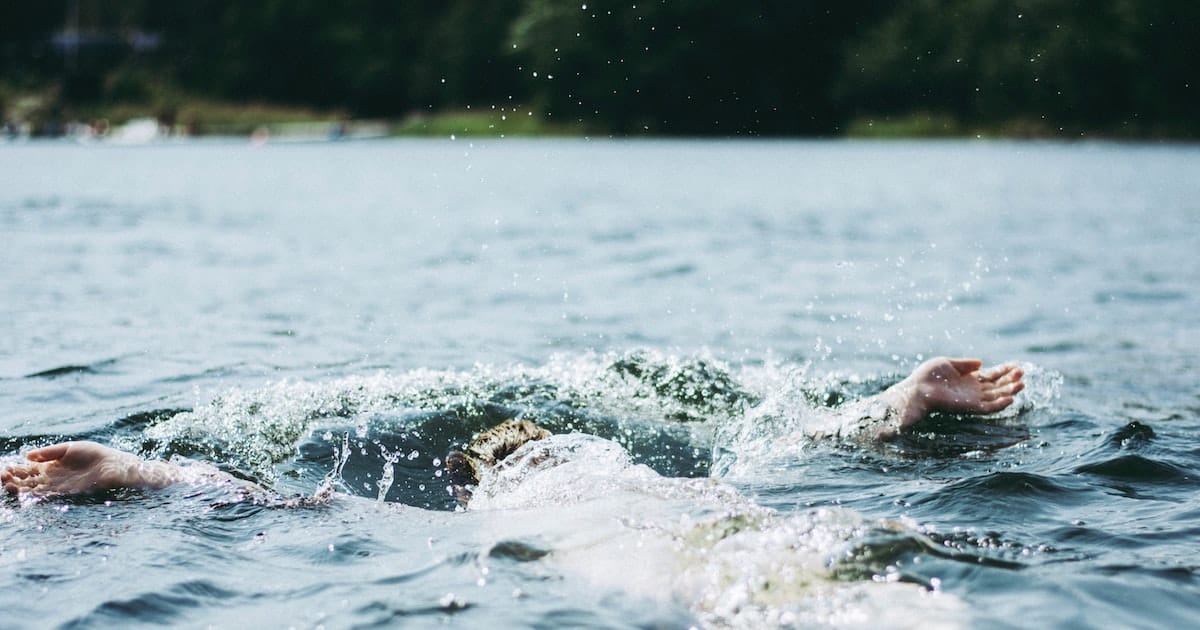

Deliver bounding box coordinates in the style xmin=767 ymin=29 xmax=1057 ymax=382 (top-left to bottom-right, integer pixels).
xmin=882 ymin=377 xmax=929 ymax=432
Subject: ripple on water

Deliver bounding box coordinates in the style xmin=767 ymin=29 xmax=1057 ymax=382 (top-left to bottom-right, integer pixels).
xmin=909 ymin=472 xmax=1090 ymax=525
xmin=82 ymin=580 xmax=239 ymax=626
xmin=1073 ymin=454 xmax=1193 ymax=483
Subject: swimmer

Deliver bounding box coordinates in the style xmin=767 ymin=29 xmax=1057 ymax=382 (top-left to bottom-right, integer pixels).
xmin=2 ymin=356 xmax=1023 ymax=498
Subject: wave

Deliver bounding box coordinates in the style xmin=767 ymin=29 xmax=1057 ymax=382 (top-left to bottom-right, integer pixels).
xmin=18 ymin=350 xmax=1058 ymax=510
xmin=23 ymin=357 xmax=121 ymax=379
xmin=122 ymin=350 xmax=758 ymax=505
xmin=905 ymin=471 xmax=1090 ymax=529
xmin=1 ymin=349 xmax=1065 ymax=629
xmin=713 ymin=360 xmax=1059 ymax=477
xmin=1073 ymin=455 xmax=1193 ymax=483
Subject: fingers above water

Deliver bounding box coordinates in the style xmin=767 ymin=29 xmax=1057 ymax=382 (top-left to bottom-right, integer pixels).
xmin=978 ymin=362 xmax=1022 ymax=383
xmin=948 ymin=358 xmax=984 ymax=375
xmin=977 ymin=396 xmax=1014 ymax=414
xmin=25 ymin=443 xmax=71 ymax=463
xmin=2 ymin=464 xmax=43 ymax=494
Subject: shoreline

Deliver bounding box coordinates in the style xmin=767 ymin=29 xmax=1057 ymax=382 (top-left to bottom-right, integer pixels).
xmin=4 ymin=95 xmax=1196 ymax=145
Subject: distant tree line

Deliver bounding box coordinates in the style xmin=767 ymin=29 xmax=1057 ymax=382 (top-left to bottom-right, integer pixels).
xmin=2 ymin=0 xmax=1196 ymax=136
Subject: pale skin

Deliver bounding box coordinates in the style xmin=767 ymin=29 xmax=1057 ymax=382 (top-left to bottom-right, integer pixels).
xmin=2 ymin=356 xmax=1024 ymax=498
xmin=874 ymin=356 xmax=1024 ymax=439
xmin=1 ymin=442 xmax=235 ymax=497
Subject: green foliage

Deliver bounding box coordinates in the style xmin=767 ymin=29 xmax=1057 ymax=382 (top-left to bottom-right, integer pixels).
xmin=391 ymin=108 xmax=587 ymax=137
xmin=845 ymin=113 xmax=963 ymax=138
xmin=2 ymin=0 xmax=1196 ymax=137
xmin=837 ymin=0 xmax=1200 ymax=136
xmin=509 ymin=0 xmax=891 ymax=135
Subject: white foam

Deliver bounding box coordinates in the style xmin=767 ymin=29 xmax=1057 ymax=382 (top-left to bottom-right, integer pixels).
xmin=464 ymin=432 xmax=967 ymax=628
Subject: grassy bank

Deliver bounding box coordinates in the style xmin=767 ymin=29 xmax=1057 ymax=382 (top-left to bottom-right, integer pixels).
xmin=3 ymin=85 xmax=586 ymax=139
xmin=6 ymin=83 xmax=1193 ymax=141
xmin=391 ymin=108 xmax=589 ymax=137
xmin=844 ymin=112 xmax=1200 ymax=141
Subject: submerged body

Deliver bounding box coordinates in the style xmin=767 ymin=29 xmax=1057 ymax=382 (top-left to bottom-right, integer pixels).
xmin=2 ymin=356 xmax=1022 ymax=498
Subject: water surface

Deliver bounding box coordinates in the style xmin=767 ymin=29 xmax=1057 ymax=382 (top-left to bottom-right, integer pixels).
xmin=1 ymin=138 xmax=1198 ymax=627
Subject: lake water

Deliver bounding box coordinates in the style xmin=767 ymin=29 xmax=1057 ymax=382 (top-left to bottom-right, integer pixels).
xmin=1 ymin=138 xmax=1198 ymax=628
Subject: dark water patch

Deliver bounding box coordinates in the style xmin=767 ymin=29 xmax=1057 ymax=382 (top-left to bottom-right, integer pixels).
xmin=1105 ymin=421 xmax=1155 ymax=449
xmin=0 ymin=434 xmax=53 ymax=454
xmin=76 ymin=593 xmax=198 ymax=626
xmin=353 ymin=597 xmax=473 ymax=625
xmin=179 ymin=509 xmax=269 ymax=544
xmin=924 ymin=529 xmax=1053 ymax=566
xmin=16 ymin=570 xmax=72 ymax=584
xmin=25 ymin=365 xmax=98 ymax=379
xmin=1041 ymin=412 xmax=1100 ymax=432
xmin=173 ymin=579 xmax=239 ymax=600
xmin=289 ymin=399 xmax=712 ymax=510
xmin=892 ymin=414 xmax=1031 ymax=458
xmin=948 ymin=472 xmax=1076 ymax=496
xmin=1063 ymin=373 xmax=1092 ymax=387
xmin=1091 ymin=564 xmax=1198 ymax=584
xmin=292 ymin=404 xmax=539 ymax=507
xmin=994 ymin=313 xmax=1047 ymax=336
xmin=1046 ymin=524 xmax=1150 ymax=550
xmin=371 ymin=563 xmax=445 ymax=587
xmin=442 ymin=550 xmax=482 ymax=567
xmin=319 ymin=533 xmax=390 ymax=564
xmin=1095 ymin=289 xmax=1187 ymax=303
xmin=70 ymin=580 xmax=233 ymax=628
xmin=1073 ymin=455 xmax=1192 ymax=483
xmin=1122 ymin=400 xmax=1159 ymax=413
xmin=909 ymin=472 xmax=1087 ymax=523
xmin=833 ymin=527 xmax=1025 ymax=585
xmin=607 ymin=246 xmax=669 ymax=265
xmin=639 ymin=262 xmax=697 ymax=280
xmin=291 ymin=420 xmax=460 ymax=510
xmin=153 ymin=363 xmax=248 ymax=383
xmin=1026 ymin=341 xmax=1085 ymax=354
xmin=24 ymin=358 xmax=120 ymax=379
xmin=486 ymin=539 xmax=552 ymax=563
xmin=590 ymin=229 xmax=637 ymax=243
xmin=111 ymin=408 xmax=190 ymax=432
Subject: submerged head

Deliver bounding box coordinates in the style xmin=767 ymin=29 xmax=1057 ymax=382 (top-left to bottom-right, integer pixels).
xmin=445 ymin=419 xmax=552 ymax=506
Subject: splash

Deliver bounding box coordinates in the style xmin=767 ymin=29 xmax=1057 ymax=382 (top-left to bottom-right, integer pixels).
xmin=131 ymin=352 xmax=1055 ymax=494
xmin=465 ymin=432 xmax=966 ymax=628
xmin=712 ymin=361 xmax=1061 ymax=478
xmin=135 ymin=350 xmax=750 ymax=484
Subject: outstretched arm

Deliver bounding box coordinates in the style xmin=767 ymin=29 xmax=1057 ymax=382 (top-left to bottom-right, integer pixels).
xmin=2 ymin=441 xmax=231 ymax=497
xmin=860 ymin=357 xmax=1024 ymax=439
